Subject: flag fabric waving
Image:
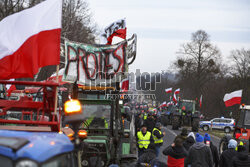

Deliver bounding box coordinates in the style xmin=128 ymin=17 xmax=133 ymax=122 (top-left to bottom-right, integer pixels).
xmin=174 ymin=88 xmax=180 ymax=94
xmin=120 ymin=78 xmax=129 ymax=92
xmin=0 ymin=0 xmax=62 ymax=80
xmin=165 ymin=88 xmax=172 ymax=93
xmin=223 ymin=90 xmax=242 ymax=107
xmin=101 ymin=18 xmax=127 ymax=45
xmin=173 ymin=93 xmax=177 ymax=104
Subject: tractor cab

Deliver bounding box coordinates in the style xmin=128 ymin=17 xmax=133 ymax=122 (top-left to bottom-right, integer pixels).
xmin=172 ymin=99 xmax=200 ymax=131
xmin=235 ymin=105 xmax=250 ymax=135
xmin=0 ymin=80 xmax=86 ymax=167
xmin=66 ymin=85 xmax=137 ymax=167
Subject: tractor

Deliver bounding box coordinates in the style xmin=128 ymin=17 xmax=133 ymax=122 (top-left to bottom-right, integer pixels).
xmin=64 ymin=84 xmax=137 ymax=167
xmin=0 ymin=80 xmax=89 ymax=167
xmin=219 ymin=104 xmax=250 ymax=154
xmin=171 ymin=99 xmax=200 ymax=131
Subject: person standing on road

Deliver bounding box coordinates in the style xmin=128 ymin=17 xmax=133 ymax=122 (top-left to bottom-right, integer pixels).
xmin=183 ymin=132 xmax=195 ymax=151
xmin=185 ymin=133 xmax=213 ymax=167
xmin=144 ymin=112 xmax=156 ymax=132
xmin=232 ymin=145 xmax=250 ymax=167
xmin=204 ymin=133 xmax=219 ymax=167
xmin=219 ymin=139 xmax=238 ymax=167
xmin=137 ymin=124 xmax=154 ymax=157
xmin=163 ymin=137 xmax=188 ymax=167
xmin=152 ymin=122 xmax=165 ymax=157
xmin=177 ymin=128 xmax=188 ymax=142
xmin=135 ymin=111 xmax=143 ymax=134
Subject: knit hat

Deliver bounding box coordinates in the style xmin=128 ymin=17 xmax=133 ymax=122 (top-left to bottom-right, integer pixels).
xmin=187 ymin=132 xmax=196 ymax=140
xmin=228 ymin=139 xmax=237 ymax=149
xmin=181 ymin=128 xmax=188 ymax=136
xmin=155 ymin=122 xmax=162 ymax=129
xmin=196 ymin=133 xmax=204 ymax=142
xmin=204 ymin=133 xmax=211 ymax=142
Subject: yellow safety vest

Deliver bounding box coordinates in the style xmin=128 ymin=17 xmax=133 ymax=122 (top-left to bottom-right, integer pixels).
xmin=137 ymin=131 xmax=151 ymax=149
xmin=235 ymin=141 xmax=244 ymax=151
xmin=152 ymin=128 xmax=163 ymax=144
xmin=143 ymin=113 xmax=148 ymax=120
xmin=84 ymin=117 xmax=108 ymax=129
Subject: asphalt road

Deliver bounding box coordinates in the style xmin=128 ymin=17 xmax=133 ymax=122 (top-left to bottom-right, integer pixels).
xmin=158 ymin=125 xmax=221 ymax=163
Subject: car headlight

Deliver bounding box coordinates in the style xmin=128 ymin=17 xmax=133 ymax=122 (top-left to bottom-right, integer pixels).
xmin=16 ymin=160 xmax=38 ymax=167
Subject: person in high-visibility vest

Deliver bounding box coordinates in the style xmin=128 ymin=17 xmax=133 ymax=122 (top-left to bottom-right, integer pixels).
xmin=137 ymin=124 xmax=153 ymax=157
xmin=152 ymin=122 xmax=165 ymax=157
xmin=235 ymin=133 xmax=244 ymax=151
xmin=84 ymin=116 xmax=109 ymax=129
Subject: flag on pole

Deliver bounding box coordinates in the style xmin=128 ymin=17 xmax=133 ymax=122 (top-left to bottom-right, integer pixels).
xmin=120 ymin=78 xmax=129 ymax=92
xmin=172 ymin=88 xmax=180 ymax=104
xmin=223 ymin=90 xmax=242 ymax=107
xmin=100 ymin=18 xmax=126 ymax=45
xmin=165 ymin=88 xmax=172 ymax=93
xmin=173 ymin=93 xmax=177 ymax=104
xmin=0 ymin=0 xmax=62 ymax=80
xmin=199 ymin=95 xmax=202 ymax=108
xmin=174 ymin=88 xmax=180 ymax=94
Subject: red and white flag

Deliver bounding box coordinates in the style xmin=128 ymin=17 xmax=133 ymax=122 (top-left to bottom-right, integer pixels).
xmin=160 ymin=101 xmax=167 ymax=107
xmin=101 ymin=18 xmax=126 ymax=45
xmin=173 ymin=93 xmax=177 ymax=104
xmin=199 ymin=95 xmax=202 ymax=108
xmin=120 ymin=78 xmax=129 ymax=92
xmin=165 ymin=88 xmax=172 ymax=93
xmin=174 ymin=88 xmax=180 ymax=94
xmin=223 ymin=90 xmax=242 ymax=107
xmin=0 ymin=0 xmax=62 ymax=80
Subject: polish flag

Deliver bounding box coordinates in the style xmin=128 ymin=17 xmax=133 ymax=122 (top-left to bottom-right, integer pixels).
xmin=165 ymin=88 xmax=172 ymax=93
xmin=0 ymin=0 xmax=62 ymax=80
xmin=174 ymin=88 xmax=180 ymax=94
xmin=160 ymin=101 xmax=167 ymax=107
xmin=101 ymin=18 xmax=126 ymax=45
xmin=173 ymin=93 xmax=177 ymax=104
xmin=120 ymin=78 xmax=129 ymax=92
xmin=223 ymin=90 xmax=242 ymax=107
xmin=199 ymin=95 xmax=202 ymax=108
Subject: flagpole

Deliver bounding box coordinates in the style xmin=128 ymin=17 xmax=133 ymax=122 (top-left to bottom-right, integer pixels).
xmin=54 ymin=65 xmax=59 ymax=115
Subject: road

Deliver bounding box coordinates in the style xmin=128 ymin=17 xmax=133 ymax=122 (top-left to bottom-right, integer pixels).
xmin=158 ymin=125 xmax=221 ymax=163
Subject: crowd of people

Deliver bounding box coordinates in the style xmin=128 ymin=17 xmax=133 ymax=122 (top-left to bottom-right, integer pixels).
xmin=133 ymin=106 xmax=250 ymax=167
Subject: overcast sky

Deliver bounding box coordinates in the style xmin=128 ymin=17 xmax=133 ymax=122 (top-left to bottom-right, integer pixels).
xmin=88 ymin=0 xmax=250 ymax=73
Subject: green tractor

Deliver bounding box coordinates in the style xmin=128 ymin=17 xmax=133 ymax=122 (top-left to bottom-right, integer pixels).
xmin=69 ymin=86 xmax=137 ymax=167
xmin=172 ymin=100 xmax=200 ymax=132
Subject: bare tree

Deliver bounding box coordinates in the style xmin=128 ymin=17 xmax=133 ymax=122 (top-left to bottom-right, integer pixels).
xmin=174 ymin=30 xmax=221 ymax=98
xmin=229 ymin=48 xmax=250 ymax=103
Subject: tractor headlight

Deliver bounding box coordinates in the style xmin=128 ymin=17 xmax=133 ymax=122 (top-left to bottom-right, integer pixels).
xmin=16 ymin=160 xmax=38 ymax=167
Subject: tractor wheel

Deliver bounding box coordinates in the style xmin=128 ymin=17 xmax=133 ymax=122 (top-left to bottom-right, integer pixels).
xmin=172 ymin=116 xmax=179 ymax=130
xmin=192 ymin=118 xmax=199 ymax=132
xmin=219 ymin=136 xmax=229 ymax=155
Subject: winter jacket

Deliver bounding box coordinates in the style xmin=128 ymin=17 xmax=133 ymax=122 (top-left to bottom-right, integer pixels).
xmin=232 ymin=151 xmax=250 ymax=167
xmin=163 ymin=145 xmax=188 ymax=167
xmin=136 ymin=131 xmax=154 ymax=151
xmin=219 ymin=148 xmax=237 ymax=167
xmin=209 ymin=142 xmax=219 ymax=167
xmin=144 ymin=117 xmax=156 ymax=132
xmin=185 ymin=142 xmax=213 ymax=167
xmin=137 ymin=148 xmax=156 ymax=165
xmin=153 ymin=128 xmax=164 ymax=146
xmin=183 ymin=136 xmax=195 ymax=151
